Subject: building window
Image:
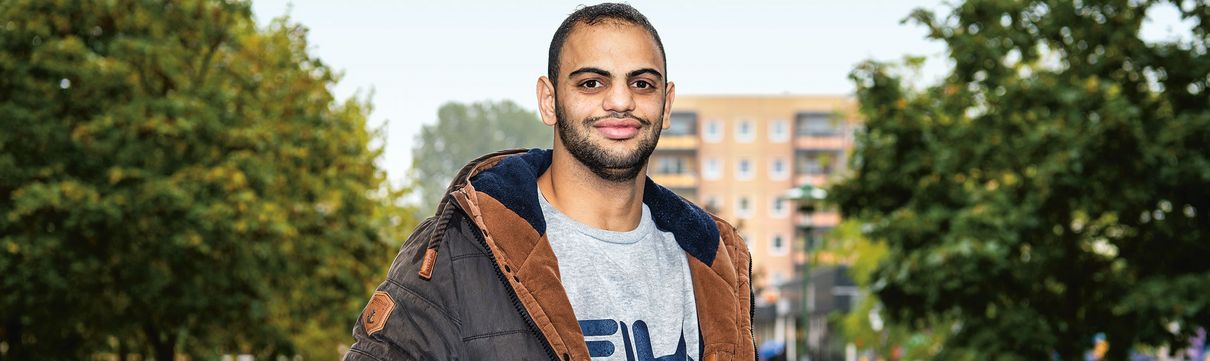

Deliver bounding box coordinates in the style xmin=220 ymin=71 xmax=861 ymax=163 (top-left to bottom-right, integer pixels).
xmin=667 ymin=112 xmax=697 ymax=136
xmin=737 ymin=196 xmax=752 ymax=219
xmin=771 ymin=271 xmax=785 ymax=286
xmin=803 ymin=226 xmax=833 ymax=251
xmin=741 ymin=232 xmax=754 ymax=248
xmin=737 ymin=158 xmax=753 ymax=180
xmin=796 ymin=112 xmax=841 ymax=137
xmin=736 ymin=119 xmax=755 ymax=143
xmin=771 ymin=234 xmax=787 ymax=256
xmin=703 ymin=195 xmax=721 ymax=214
xmin=703 ymin=158 xmax=721 ymax=180
xmin=770 ymin=119 xmax=789 ymax=142
xmin=704 ymin=119 xmax=723 ymax=143
xmin=771 ymin=197 xmax=788 ymax=218
xmin=770 ymin=158 xmax=788 ymax=180
xmin=656 ymin=156 xmax=686 ymax=175
xmin=796 ymin=150 xmax=841 ymax=175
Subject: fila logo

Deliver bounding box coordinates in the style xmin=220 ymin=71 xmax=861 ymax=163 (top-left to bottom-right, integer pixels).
xmin=578 ymin=319 xmax=691 ymax=361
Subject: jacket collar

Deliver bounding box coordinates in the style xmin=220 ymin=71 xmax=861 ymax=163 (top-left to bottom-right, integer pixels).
xmin=465 ymin=148 xmax=720 ymax=266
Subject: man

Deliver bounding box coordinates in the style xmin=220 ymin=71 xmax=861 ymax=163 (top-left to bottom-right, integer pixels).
xmin=345 ymin=3 xmax=754 ymax=360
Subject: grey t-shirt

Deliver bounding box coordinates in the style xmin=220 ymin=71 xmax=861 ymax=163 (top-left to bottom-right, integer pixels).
xmin=539 ymin=190 xmax=700 ymax=361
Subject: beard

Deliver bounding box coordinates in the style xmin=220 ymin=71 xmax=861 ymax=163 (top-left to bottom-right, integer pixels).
xmin=554 ymin=97 xmax=663 ymax=183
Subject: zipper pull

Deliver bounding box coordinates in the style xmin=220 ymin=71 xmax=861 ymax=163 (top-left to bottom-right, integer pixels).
xmin=418 ymin=247 xmax=438 ymax=280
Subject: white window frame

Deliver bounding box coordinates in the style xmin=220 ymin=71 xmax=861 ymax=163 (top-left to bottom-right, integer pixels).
xmin=769 ymin=157 xmax=788 ymax=180
xmin=736 ymin=158 xmax=754 ymax=180
xmin=771 ymin=197 xmax=788 ymax=218
xmin=770 ymin=119 xmax=789 ymax=143
xmin=737 ymin=196 xmax=752 ymax=219
xmin=704 ymin=119 xmax=724 ymax=143
xmin=703 ymin=158 xmax=722 ymax=180
xmin=736 ymin=118 xmax=755 ymax=143
xmin=770 ymin=234 xmax=788 ymax=256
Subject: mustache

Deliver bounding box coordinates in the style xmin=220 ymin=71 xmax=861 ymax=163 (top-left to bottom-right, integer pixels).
xmin=583 ymin=112 xmax=652 ymax=127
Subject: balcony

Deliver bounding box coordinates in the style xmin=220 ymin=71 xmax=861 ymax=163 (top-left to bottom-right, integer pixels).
xmin=794 ymin=174 xmax=829 ymax=187
xmin=650 ymin=173 xmax=697 ymax=189
xmin=657 ymin=134 xmax=699 ymax=150
xmin=794 ymin=112 xmax=850 ymax=150
xmin=793 ymin=135 xmax=847 ymax=150
xmin=657 ymin=111 xmax=699 ymax=150
xmin=794 ymin=210 xmax=840 ymax=229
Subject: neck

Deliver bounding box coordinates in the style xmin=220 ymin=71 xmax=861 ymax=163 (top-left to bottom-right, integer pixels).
xmin=537 ymin=146 xmax=647 ymax=232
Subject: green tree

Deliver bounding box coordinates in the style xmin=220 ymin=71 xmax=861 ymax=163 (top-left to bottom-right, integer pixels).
xmin=832 ymin=0 xmax=1209 ymax=359
xmin=830 ymin=220 xmax=946 ymax=360
xmin=410 ymin=100 xmax=550 ymax=217
xmin=0 ymin=1 xmax=409 ymax=360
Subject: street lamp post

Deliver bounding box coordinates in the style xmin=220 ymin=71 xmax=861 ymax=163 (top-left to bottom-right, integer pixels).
xmin=784 ymin=183 xmax=826 ymax=361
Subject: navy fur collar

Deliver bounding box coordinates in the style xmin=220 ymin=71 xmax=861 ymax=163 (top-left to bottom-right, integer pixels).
xmin=469 ymin=148 xmax=720 ymax=266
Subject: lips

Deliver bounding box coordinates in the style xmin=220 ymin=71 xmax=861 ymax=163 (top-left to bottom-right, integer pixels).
xmin=592 ymin=118 xmax=641 ymax=140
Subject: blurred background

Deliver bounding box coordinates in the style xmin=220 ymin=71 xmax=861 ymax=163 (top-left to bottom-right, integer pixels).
xmin=1 ymin=0 xmax=1207 ymax=360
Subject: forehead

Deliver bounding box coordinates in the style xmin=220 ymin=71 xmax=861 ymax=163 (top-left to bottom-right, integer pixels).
xmin=560 ymin=21 xmax=664 ymax=77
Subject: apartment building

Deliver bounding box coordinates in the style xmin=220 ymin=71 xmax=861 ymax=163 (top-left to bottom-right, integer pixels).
xmin=648 ymin=95 xmax=858 ymax=358
xmin=651 ymin=95 xmax=855 ymax=290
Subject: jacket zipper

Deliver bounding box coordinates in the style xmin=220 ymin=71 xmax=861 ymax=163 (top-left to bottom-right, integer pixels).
xmin=452 ymin=189 xmax=562 ymax=361
xmin=750 ymin=253 xmax=756 ymax=360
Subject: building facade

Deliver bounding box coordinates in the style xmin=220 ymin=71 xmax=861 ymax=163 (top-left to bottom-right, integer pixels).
xmin=649 ymin=95 xmax=859 ymax=360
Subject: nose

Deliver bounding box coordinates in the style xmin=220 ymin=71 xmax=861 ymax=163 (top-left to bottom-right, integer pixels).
xmin=602 ymin=81 xmax=635 ymax=113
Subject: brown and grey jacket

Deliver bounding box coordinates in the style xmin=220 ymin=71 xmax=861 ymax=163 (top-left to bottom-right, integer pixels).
xmin=344 ymin=149 xmax=755 ymax=361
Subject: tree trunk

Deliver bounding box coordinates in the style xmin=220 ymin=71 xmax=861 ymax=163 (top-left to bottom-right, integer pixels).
xmin=154 ymin=341 xmax=174 ymax=361
xmin=117 ymin=336 xmax=128 ymax=361
xmin=1 ymin=317 xmax=25 ymax=361
xmin=144 ymin=323 xmax=175 ymax=361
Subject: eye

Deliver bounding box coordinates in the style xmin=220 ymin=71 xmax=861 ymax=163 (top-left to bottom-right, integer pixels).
xmin=633 ymin=80 xmax=654 ymax=89
xmin=579 ymin=79 xmax=604 ymax=89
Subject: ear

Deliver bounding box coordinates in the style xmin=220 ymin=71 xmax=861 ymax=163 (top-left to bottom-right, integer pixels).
xmin=537 ymin=76 xmax=557 ymax=126
xmin=661 ymin=81 xmax=676 ymax=129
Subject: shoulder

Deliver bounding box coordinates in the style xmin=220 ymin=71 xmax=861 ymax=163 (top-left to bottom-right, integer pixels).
xmin=385 ymin=206 xmax=485 ymax=284
xmin=708 ymin=215 xmax=742 ymax=245
xmin=708 ymin=214 xmax=752 ymax=272
xmin=348 ymin=208 xmax=476 ymax=359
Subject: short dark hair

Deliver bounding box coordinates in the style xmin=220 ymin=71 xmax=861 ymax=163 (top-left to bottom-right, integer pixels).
xmin=547 ymin=3 xmax=666 ymax=88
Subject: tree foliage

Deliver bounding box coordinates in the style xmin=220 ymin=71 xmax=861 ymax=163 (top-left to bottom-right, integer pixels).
xmin=0 ymin=1 xmax=409 ymax=360
xmin=833 ymin=0 xmax=1210 ymax=359
xmin=828 ymin=221 xmax=945 ymax=360
xmin=410 ymin=100 xmax=550 ymax=217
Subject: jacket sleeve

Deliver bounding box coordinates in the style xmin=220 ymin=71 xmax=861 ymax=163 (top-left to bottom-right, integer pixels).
xmin=344 ymin=215 xmax=464 ymax=361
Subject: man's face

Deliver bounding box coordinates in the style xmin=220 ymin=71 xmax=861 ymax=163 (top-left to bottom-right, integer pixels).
xmin=550 ymin=21 xmax=671 ymax=182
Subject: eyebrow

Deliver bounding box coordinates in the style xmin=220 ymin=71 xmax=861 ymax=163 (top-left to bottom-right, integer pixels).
xmin=567 ymin=67 xmax=664 ymax=80
xmin=627 ymin=68 xmax=663 ymax=80
xmin=568 ymin=67 xmax=611 ymax=78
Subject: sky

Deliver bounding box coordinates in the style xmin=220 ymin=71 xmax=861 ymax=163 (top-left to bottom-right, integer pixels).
xmin=248 ymin=1 xmax=1195 ymax=189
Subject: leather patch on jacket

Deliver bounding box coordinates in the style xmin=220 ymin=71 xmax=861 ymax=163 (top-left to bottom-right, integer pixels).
xmin=362 ymin=291 xmax=395 ymax=336
xmin=418 ymin=248 xmax=438 ymax=280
